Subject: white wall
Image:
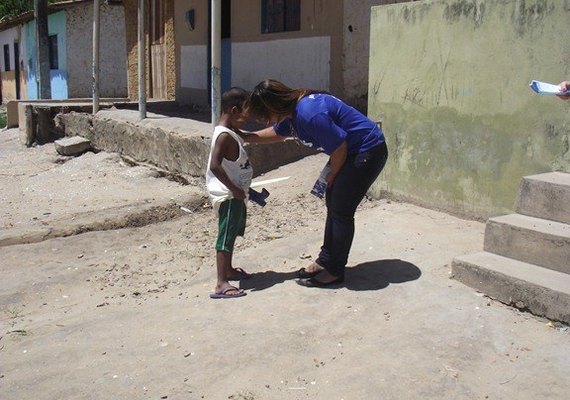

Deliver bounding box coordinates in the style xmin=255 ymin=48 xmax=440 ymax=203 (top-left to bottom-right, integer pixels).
xmin=0 ymin=25 xmax=24 ymax=101
xmin=232 ymin=36 xmax=331 ymax=91
xmin=177 ymin=36 xmax=331 ymax=104
xmin=0 ymin=27 xmax=20 ymax=72
xmin=180 ymin=45 xmax=207 ymax=90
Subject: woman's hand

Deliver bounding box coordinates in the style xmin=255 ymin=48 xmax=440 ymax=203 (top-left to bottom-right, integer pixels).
xmin=327 ymin=141 xmax=348 ymax=187
xmin=242 ymin=127 xmax=288 ymax=143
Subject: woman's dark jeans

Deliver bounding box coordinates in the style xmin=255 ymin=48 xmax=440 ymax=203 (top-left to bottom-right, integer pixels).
xmin=316 ymin=141 xmax=388 ymax=278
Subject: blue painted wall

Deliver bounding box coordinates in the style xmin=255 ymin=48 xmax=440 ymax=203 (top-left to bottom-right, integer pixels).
xmin=25 ymin=11 xmax=68 ymax=99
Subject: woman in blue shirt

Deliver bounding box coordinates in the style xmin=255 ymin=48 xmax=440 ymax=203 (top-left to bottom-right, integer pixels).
xmin=246 ymin=79 xmax=388 ymax=287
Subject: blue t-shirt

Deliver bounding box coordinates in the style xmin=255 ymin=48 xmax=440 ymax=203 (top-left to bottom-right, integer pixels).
xmin=273 ymin=94 xmax=385 ymax=155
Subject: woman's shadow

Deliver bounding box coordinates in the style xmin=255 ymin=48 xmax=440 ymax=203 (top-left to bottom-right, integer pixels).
xmin=240 ymin=259 xmax=421 ymax=292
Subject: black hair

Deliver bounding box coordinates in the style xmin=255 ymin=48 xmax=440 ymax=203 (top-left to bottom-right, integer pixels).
xmin=221 ymin=87 xmax=250 ymax=112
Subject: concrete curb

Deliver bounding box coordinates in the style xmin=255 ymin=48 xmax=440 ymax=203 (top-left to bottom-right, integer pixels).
xmin=58 ymin=110 xmax=317 ymax=178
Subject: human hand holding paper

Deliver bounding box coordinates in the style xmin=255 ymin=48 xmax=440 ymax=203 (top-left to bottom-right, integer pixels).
xmin=557 ymin=81 xmax=570 ymax=100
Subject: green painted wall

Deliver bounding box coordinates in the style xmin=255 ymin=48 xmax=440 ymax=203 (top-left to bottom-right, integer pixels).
xmin=368 ymin=0 xmax=570 ymax=219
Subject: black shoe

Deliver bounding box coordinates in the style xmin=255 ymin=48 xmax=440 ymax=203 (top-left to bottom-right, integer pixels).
xmin=297 ymin=275 xmax=344 ymax=288
xmin=296 ymin=267 xmax=323 ymax=279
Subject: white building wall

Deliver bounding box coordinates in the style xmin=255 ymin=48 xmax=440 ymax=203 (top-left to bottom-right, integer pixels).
xmin=0 ymin=25 xmax=25 ymax=101
xmin=66 ymin=3 xmax=128 ymax=98
xmin=180 ymin=45 xmax=208 ymax=90
xmin=0 ymin=27 xmax=19 ymax=72
xmin=231 ymin=36 xmax=331 ymax=91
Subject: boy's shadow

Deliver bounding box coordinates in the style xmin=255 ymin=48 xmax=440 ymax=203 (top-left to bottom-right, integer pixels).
xmin=240 ymin=270 xmax=297 ymax=292
xmin=240 ymin=259 xmax=421 ymax=292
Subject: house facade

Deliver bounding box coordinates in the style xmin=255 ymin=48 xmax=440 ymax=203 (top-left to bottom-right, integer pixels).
xmin=123 ymin=0 xmax=411 ymax=112
xmin=23 ymin=11 xmax=69 ymax=99
xmin=0 ymin=17 xmax=26 ymax=103
xmin=0 ymin=0 xmax=128 ymax=103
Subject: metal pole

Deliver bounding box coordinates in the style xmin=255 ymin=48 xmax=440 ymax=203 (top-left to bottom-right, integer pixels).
xmin=138 ymin=0 xmax=147 ymax=120
xmin=211 ymin=0 xmax=221 ymax=126
xmin=92 ymin=0 xmax=100 ymax=114
xmin=34 ymin=0 xmax=51 ymax=99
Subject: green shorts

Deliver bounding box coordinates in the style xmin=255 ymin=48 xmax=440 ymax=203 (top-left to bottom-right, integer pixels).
xmin=216 ymin=199 xmax=247 ymax=253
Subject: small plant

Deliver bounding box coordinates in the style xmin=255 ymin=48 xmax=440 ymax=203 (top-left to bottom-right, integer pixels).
xmin=0 ymin=109 xmax=6 ymax=129
xmin=5 ymin=307 xmax=23 ymax=320
xmin=5 ymin=307 xmax=23 ymax=327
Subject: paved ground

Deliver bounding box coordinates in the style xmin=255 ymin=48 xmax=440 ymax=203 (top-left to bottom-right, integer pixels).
xmin=0 ymin=127 xmax=569 ymax=399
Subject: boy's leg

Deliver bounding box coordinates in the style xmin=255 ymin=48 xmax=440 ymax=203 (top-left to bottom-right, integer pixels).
xmin=213 ymin=200 xmax=247 ymax=296
xmin=215 ymin=250 xmax=242 ymax=295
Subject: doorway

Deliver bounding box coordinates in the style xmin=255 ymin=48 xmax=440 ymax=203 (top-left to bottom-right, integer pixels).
xmin=14 ymin=42 xmax=20 ymax=99
xmin=149 ymin=0 xmax=167 ymax=99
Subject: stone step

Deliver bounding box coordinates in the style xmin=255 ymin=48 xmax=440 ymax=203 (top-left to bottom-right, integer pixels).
xmin=484 ymin=214 xmax=570 ymax=274
xmin=516 ymin=172 xmax=570 ymax=224
xmin=54 ymin=136 xmax=91 ymax=156
xmin=452 ymin=252 xmax=570 ymax=324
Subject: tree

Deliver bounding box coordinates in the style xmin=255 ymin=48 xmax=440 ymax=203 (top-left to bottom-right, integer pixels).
xmin=0 ymin=0 xmax=33 ymax=21
xmin=0 ymin=0 xmax=64 ymax=22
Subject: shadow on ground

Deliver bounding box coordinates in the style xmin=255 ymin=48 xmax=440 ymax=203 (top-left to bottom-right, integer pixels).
xmin=344 ymin=259 xmax=421 ymax=291
xmin=241 ymin=259 xmax=421 ymax=292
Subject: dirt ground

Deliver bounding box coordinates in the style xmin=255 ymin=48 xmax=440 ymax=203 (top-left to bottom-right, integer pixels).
xmin=0 ymin=127 xmax=569 ymax=400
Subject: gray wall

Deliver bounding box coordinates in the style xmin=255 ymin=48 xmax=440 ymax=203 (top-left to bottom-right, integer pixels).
xmin=66 ymin=3 xmax=127 ymax=98
xmin=342 ymin=0 xmax=412 ymax=112
xmin=368 ymin=0 xmax=570 ymax=219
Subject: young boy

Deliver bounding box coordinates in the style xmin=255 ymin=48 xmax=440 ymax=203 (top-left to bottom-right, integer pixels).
xmin=206 ymin=87 xmax=253 ymax=299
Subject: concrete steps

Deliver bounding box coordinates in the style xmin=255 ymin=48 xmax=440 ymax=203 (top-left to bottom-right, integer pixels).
xmin=484 ymin=214 xmax=570 ymax=274
xmin=452 ymin=171 xmax=570 ymax=323
xmin=453 ymin=252 xmax=570 ymax=323
xmin=516 ymin=172 xmax=570 ymax=224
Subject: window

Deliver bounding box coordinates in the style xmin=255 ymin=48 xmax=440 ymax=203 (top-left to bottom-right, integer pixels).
xmin=48 ymin=35 xmax=58 ymax=70
xmin=222 ymin=0 xmax=231 ymax=39
xmin=261 ymin=0 xmax=300 ymax=34
xmin=3 ymin=44 xmax=10 ymax=71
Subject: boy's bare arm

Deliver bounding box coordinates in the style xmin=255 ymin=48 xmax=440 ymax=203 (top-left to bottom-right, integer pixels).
xmin=242 ymin=127 xmax=288 ymax=143
xmin=210 ymin=134 xmax=246 ymax=200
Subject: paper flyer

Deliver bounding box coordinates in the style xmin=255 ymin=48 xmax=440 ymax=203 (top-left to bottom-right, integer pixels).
xmin=529 ymin=80 xmax=567 ymax=95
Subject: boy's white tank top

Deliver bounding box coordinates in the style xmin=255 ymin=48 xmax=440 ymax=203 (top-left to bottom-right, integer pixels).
xmin=206 ymin=126 xmax=253 ymax=210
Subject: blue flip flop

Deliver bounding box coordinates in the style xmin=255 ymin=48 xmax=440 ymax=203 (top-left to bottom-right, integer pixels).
xmin=209 ymin=285 xmax=247 ymax=299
